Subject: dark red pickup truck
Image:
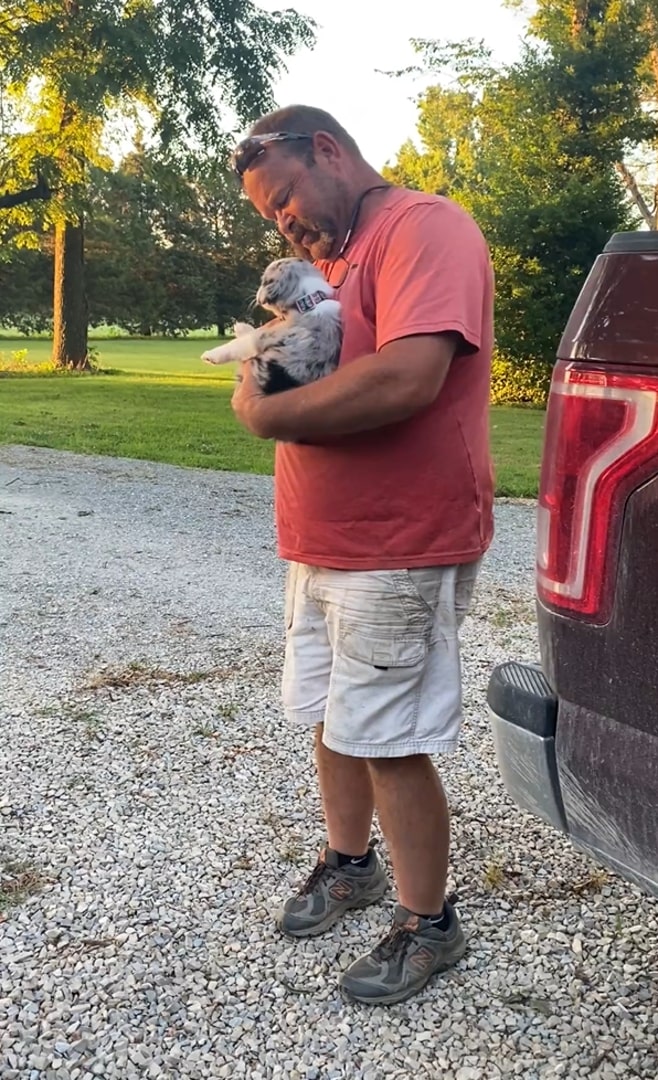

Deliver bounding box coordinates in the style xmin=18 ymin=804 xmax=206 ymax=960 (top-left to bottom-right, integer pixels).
xmin=487 ymin=231 xmax=658 ymax=899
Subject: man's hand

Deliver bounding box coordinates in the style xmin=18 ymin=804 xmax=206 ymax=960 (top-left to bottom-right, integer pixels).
xmin=231 ymin=361 xmax=272 ymax=438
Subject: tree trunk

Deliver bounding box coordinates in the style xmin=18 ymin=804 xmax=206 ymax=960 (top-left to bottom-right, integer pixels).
xmin=215 ymin=290 xmax=226 ymax=337
xmin=52 ymin=218 xmax=90 ymax=369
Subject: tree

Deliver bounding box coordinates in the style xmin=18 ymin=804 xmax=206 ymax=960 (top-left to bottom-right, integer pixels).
xmin=83 ymin=149 xmax=281 ymax=336
xmin=385 ymin=9 xmax=653 ymax=399
xmin=0 ymin=242 xmax=53 ymax=334
xmin=0 ymin=1 xmax=315 ymax=367
xmin=506 ymin=0 xmax=658 ymax=227
xmin=0 ymin=148 xmax=285 ymax=338
xmin=180 ymin=157 xmax=285 ymax=334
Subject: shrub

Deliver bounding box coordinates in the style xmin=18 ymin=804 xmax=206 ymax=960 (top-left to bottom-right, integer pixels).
xmin=490 ymin=353 xmax=552 ymax=407
xmin=0 ymin=348 xmax=57 ymax=375
xmin=0 ymin=347 xmax=102 ymax=376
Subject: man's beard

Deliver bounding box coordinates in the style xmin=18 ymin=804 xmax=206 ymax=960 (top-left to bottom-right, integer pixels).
xmin=285 ymin=219 xmax=337 ymax=261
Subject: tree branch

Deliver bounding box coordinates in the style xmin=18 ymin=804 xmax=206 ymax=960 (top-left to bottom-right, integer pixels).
xmin=615 ymin=160 xmax=656 ymax=229
xmin=0 ymin=172 xmax=52 ymax=211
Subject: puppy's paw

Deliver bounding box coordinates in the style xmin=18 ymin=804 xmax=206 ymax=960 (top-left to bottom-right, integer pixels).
xmin=201 ymin=343 xmax=235 ymax=365
xmin=233 ymin=321 xmax=253 ymax=337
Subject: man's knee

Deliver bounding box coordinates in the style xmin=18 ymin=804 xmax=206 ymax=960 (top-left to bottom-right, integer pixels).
xmin=367 ymin=753 xmax=432 ymax=775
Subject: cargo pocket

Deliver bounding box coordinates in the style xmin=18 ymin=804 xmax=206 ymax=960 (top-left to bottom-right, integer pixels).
xmin=337 ymin=626 xmax=428 ymax=671
xmin=327 ymin=624 xmax=430 ymax=750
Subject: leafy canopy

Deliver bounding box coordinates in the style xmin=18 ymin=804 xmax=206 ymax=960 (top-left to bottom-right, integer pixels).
xmin=0 ymin=0 xmax=316 ymax=223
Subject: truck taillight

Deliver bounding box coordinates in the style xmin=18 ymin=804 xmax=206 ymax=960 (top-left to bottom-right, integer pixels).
xmin=537 ymin=361 xmax=658 ymax=623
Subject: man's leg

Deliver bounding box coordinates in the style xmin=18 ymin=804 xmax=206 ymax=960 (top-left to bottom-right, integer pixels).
xmin=315 ymin=726 xmax=374 ymax=856
xmin=316 ymin=562 xmax=480 ymax=1004
xmin=339 ymin=752 xmax=464 ymax=1005
xmin=277 ymin=564 xmax=388 ymax=938
xmin=368 ymin=754 xmax=449 ymax=915
xmin=277 ymin=732 xmax=387 ymax=936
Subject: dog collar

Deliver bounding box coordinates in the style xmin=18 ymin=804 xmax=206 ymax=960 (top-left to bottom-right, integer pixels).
xmin=295 ymin=290 xmax=330 ymax=314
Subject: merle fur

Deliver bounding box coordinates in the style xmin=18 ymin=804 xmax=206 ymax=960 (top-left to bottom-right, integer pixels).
xmin=202 ymin=257 xmax=343 ymax=396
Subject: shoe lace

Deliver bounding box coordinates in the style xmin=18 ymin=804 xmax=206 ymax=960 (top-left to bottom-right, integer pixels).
xmin=299 ymin=860 xmax=331 ymax=896
xmin=371 ymin=925 xmax=414 ymax=963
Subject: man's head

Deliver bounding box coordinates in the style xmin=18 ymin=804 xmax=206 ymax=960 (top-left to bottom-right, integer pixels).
xmin=231 ymin=105 xmax=374 ymax=261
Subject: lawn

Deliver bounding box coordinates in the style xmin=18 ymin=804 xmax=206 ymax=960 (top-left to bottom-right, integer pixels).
xmin=5 ymin=335 xmax=226 ymax=378
xmin=0 ymin=337 xmax=545 ymax=496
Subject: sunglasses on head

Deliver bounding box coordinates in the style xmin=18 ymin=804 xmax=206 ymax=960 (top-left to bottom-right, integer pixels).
xmin=231 ymin=132 xmax=313 ymax=183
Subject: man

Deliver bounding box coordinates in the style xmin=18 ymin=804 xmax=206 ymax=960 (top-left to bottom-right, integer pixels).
xmin=229 ymin=105 xmax=494 ymax=1005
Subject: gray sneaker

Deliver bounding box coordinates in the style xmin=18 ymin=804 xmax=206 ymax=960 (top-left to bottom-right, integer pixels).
xmin=339 ymin=901 xmax=466 ymax=1004
xmin=277 ymin=844 xmax=389 ymax=938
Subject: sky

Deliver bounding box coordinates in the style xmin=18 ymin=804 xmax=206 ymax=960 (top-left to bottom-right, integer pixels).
xmin=258 ymin=0 xmax=529 ymax=169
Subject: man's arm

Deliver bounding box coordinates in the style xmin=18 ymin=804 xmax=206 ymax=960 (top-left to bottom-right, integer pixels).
xmin=231 ymin=331 xmax=460 ymax=441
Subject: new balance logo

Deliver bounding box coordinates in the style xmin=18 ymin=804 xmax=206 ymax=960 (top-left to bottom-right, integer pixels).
xmin=328 ymin=880 xmax=354 ymax=901
xmin=407 ymin=946 xmax=436 ymax=973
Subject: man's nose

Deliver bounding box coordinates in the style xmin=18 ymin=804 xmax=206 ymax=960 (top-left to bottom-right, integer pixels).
xmin=276 ymin=210 xmax=295 ymax=235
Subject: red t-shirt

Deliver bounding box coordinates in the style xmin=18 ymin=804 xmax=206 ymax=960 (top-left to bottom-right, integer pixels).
xmin=274 ymin=187 xmax=495 ymax=570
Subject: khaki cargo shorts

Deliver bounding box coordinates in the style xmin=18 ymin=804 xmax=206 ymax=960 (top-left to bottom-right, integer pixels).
xmin=282 ymin=561 xmax=480 ymax=758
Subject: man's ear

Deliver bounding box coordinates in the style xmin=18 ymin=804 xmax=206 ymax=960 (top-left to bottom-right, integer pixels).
xmin=312 ymin=131 xmax=341 ymax=165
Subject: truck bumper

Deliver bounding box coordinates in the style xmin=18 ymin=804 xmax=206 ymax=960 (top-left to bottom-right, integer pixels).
xmin=486 ymin=660 xmax=567 ymax=833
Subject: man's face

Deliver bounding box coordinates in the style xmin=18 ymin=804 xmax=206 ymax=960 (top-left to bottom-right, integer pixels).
xmin=243 ymin=146 xmax=349 ymax=262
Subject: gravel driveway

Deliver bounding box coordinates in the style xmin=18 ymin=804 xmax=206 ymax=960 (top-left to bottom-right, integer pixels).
xmin=1 ymin=444 xmax=656 ymax=1080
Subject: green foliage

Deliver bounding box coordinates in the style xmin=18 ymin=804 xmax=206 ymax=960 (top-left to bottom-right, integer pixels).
xmin=0 ymin=0 xmax=316 ymax=215
xmin=0 ymin=148 xmax=284 ymax=336
xmin=0 ymin=347 xmax=56 ymax=374
xmin=505 ymin=0 xmax=658 ymax=228
xmin=490 ymin=354 xmax=553 ymax=407
xmin=0 ymin=0 xmax=315 ymax=365
xmin=0 ymin=242 xmax=53 ymax=333
xmin=386 ymin=4 xmax=657 ymax=404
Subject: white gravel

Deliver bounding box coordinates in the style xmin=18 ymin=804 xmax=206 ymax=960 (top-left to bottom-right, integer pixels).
xmin=1 ymin=443 xmax=656 ymax=1080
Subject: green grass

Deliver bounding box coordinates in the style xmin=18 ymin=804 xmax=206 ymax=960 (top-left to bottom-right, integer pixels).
xmin=0 ymin=337 xmax=545 ymax=496
xmin=3 ymin=335 xmax=226 ymax=378
xmin=490 ymin=406 xmax=544 ymax=497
